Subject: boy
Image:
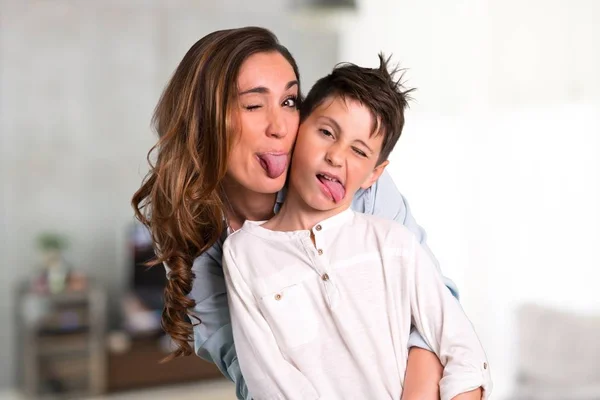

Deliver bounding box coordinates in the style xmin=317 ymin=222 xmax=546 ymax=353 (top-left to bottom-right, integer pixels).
xmin=222 ymin=55 xmax=492 ymax=400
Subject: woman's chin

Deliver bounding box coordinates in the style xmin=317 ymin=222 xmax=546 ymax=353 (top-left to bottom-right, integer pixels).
xmin=252 ymin=176 xmax=287 ymax=195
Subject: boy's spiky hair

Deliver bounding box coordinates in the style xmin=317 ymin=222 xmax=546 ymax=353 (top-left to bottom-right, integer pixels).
xmin=300 ymin=53 xmax=414 ymax=163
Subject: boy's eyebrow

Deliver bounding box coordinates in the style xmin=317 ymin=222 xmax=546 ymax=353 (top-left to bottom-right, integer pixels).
xmin=320 ymin=116 xmax=342 ymax=133
xmin=239 ymin=80 xmax=298 ymax=96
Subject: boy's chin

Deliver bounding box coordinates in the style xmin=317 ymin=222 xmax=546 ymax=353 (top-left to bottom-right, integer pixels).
xmin=306 ymin=196 xmax=350 ymax=212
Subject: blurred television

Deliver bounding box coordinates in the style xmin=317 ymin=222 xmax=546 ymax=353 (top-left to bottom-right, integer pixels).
xmin=290 ymin=0 xmax=356 ymax=7
xmin=128 ymin=223 xmax=165 ymax=312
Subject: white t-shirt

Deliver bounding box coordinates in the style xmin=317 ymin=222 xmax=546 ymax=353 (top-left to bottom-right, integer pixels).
xmin=222 ymin=209 xmax=492 ymax=400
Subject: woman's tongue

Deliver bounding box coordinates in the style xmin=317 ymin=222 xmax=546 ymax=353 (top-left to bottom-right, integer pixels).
xmin=318 ymin=175 xmax=345 ymax=203
xmin=257 ymin=154 xmax=288 ymax=179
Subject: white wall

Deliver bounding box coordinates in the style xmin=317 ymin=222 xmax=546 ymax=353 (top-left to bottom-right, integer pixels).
xmin=3 ymin=0 xmax=598 ymax=395
xmin=0 ymin=0 xmax=339 ymax=388
xmin=337 ymin=0 xmax=600 ymax=397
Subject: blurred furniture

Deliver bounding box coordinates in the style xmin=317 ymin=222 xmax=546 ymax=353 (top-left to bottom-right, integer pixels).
xmin=18 ymin=285 xmax=107 ymax=398
xmin=104 ymin=223 xmax=222 ymax=392
xmin=510 ymin=304 xmax=600 ymax=400
xmin=107 ymin=335 xmax=224 ymax=392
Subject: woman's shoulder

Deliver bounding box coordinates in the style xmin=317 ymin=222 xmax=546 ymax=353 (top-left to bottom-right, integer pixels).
xmin=221 ymin=222 xmax=267 ymax=258
xmin=350 ymin=170 xmax=407 ymax=220
xmin=191 ymin=230 xmax=227 ymax=271
xmin=353 ymin=211 xmax=413 ymax=237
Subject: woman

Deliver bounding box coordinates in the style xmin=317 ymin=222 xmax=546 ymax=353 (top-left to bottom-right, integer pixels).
xmin=132 ymin=26 xmax=457 ymax=400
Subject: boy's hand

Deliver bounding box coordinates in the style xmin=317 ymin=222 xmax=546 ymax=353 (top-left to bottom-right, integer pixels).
xmin=401 ymin=347 xmax=442 ymax=400
xmin=452 ymin=388 xmax=483 ymax=400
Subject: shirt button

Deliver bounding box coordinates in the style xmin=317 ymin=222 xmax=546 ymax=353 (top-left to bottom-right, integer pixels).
xmin=315 ymin=225 xmax=322 ymax=231
xmin=274 ymin=294 xmax=282 ymax=301
xmin=317 ymin=249 xmax=323 ymax=255
xmin=322 ymin=273 xmax=330 ymax=281
xmin=483 ymin=362 xmax=488 ymax=370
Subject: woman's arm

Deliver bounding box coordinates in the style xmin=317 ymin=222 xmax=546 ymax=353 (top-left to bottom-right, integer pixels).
xmin=222 ymin=242 xmax=319 ymax=400
xmin=187 ymin=236 xmax=249 ymax=399
xmin=404 ymin=236 xmax=492 ymax=400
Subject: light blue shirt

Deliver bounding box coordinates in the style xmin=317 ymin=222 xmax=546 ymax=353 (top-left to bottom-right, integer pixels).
xmin=188 ymin=171 xmax=458 ymax=400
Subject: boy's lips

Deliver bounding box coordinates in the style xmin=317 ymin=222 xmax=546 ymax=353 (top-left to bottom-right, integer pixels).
xmin=316 ymin=172 xmax=345 ymax=203
xmin=256 ymin=152 xmax=289 ymax=179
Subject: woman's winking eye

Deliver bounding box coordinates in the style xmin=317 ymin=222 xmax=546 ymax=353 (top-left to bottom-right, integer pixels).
xmin=244 ymin=94 xmax=298 ymax=111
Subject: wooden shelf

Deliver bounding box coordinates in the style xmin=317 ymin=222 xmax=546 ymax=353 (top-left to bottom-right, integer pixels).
xmin=107 ymin=336 xmax=222 ymax=392
xmin=18 ymin=285 xmax=107 ymax=398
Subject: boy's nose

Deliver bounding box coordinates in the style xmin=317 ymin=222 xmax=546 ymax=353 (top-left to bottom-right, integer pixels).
xmin=325 ymin=147 xmax=342 ymax=167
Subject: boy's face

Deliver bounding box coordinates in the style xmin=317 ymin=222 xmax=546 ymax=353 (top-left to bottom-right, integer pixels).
xmin=289 ymin=95 xmax=388 ymax=212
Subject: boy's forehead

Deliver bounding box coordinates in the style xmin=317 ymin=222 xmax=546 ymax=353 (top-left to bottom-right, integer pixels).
xmin=311 ymin=95 xmax=382 ymax=137
xmin=314 ymin=95 xmax=354 ymax=113
xmin=311 ymin=96 xmax=366 ymax=122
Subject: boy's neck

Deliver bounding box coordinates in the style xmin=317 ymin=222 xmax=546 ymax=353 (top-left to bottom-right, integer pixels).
xmin=264 ymin=185 xmax=350 ymax=232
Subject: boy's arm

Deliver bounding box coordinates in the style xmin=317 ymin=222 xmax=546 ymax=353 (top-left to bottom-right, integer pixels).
xmin=402 ymin=352 xmax=481 ymax=400
xmin=369 ymin=170 xmax=460 ymax=331
xmin=453 ymin=388 xmax=483 ymax=400
xmin=401 ymin=347 xmax=443 ymax=400
xmin=368 ymin=171 xmax=456 ymax=396
xmin=369 ymin=170 xmax=460 ymax=299
xmin=404 ymin=236 xmax=492 ymax=400
xmin=222 ymin=243 xmax=319 ymax=400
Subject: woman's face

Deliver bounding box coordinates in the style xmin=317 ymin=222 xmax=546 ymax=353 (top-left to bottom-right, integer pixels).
xmin=226 ymin=51 xmax=300 ymax=195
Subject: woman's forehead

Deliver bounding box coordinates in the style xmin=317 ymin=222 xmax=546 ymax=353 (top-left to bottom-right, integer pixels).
xmin=237 ymin=52 xmax=297 ymax=91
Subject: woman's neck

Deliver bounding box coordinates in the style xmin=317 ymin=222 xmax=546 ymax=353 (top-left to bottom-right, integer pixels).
xmin=221 ymin=179 xmax=278 ymax=231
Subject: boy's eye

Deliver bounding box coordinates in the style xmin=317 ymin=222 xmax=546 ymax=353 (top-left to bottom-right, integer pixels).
xmin=352 ymin=147 xmax=368 ymax=158
xmin=319 ymin=129 xmax=334 ymax=138
xmin=282 ymin=96 xmax=298 ymax=108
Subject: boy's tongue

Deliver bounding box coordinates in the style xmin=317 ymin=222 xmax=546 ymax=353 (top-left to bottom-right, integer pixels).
xmin=257 ymin=154 xmax=288 ymax=179
xmin=318 ymin=175 xmax=345 ymax=203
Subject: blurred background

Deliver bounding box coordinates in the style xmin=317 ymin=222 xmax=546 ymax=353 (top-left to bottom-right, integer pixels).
xmin=1 ymin=0 xmax=599 ymax=399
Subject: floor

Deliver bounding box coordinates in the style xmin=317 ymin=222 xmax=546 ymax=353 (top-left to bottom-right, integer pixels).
xmin=0 ymin=379 xmax=236 ymax=400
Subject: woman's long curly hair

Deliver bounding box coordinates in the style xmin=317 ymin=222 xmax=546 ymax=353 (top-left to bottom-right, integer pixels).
xmin=131 ymin=27 xmax=300 ymax=359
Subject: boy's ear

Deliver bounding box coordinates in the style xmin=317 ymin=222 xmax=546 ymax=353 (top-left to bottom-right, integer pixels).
xmin=360 ymin=160 xmax=389 ymax=190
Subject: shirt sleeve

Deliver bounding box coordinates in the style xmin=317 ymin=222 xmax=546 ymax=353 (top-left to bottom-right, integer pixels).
xmin=404 ymin=236 xmax=492 ymax=400
xmin=186 ymin=235 xmax=249 ymax=399
xmin=223 ymin=241 xmax=320 ymax=400
xmin=364 ymin=170 xmax=460 ymax=350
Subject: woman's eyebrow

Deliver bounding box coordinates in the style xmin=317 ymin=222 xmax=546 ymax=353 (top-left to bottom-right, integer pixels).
xmin=239 ymin=80 xmax=298 ymax=96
